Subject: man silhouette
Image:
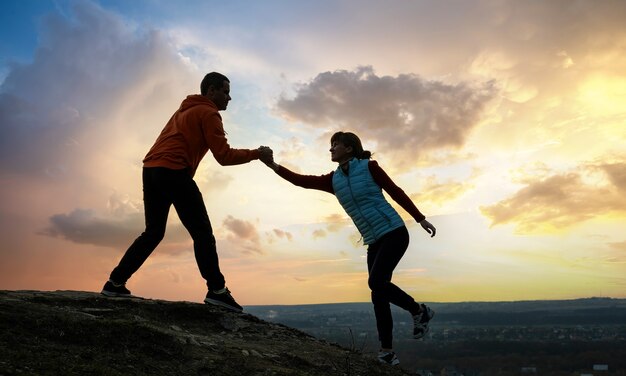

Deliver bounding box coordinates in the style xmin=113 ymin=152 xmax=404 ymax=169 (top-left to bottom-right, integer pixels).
xmin=102 ymin=72 xmax=272 ymax=311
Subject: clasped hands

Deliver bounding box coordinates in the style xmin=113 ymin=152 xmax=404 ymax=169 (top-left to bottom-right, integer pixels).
xmin=257 ymin=146 xmax=275 ymax=168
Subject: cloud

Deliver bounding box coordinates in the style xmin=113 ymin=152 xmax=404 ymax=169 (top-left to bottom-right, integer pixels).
xmin=0 ymin=1 xmax=195 ymax=178
xmin=306 ymin=215 xmax=350 ymax=240
xmin=276 ymin=66 xmax=497 ymax=170
xmin=222 ymin=215 xmax=262 ymax=254
xmin=323 ymin=213 xmax=349 ymax=233
xmin=0 ymin=1 xmax=202 ymax=257
xmin=600 ymin=162 xmax=626 ymax=191
xmin=265 ymin=228 xmax=293 ymax=244
xmin=40 ymin=191 xmax=190 ymax=252
xmin=41 ymin=208 xmax=142 ymax=249
xmin=481 ymin=159 xmax=626 ymax=233
xmin=107 ymin=191 xmax=142 ymax=217
xmin=271 ymin=229 xmax=293 ymax=241
xmin=410 ymin=175 xmax=476 ymax=207
xmin=276 ymin=136 xmax=308 ymax=163
xmin=222 ymin=215 xmax=260 ymax=242
xmin=195 ymin=169 xmax=235 ymax=193
xmin=607 ymin=241 xmax=626 ymax=255
xmin=603 ymin=240 xmax=626 ymax=263
xmin=312 ymin=229 xmax=327 ymax=239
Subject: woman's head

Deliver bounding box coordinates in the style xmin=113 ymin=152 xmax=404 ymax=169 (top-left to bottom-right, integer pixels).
xmin=330 ymin=131 xmax=372 ymax=163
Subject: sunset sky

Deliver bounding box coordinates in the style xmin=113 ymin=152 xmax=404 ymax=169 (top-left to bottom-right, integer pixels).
xmin=1 ymin=0 xmax=624 ymax=306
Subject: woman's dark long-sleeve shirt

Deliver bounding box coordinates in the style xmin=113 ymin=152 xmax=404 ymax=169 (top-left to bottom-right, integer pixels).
xmin=275 ymin=160 xmax=426 ymax=223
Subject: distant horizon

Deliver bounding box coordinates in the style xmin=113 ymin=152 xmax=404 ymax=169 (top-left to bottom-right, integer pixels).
xmin=4 ymin=289 xmax=624 ymax=307
xmin=246 ymin=295 xmax=626 ymax=307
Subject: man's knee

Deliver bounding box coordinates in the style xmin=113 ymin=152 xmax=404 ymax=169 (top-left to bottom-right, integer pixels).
xmin=143 ymin=228 xmax=166 ymax=243
xmin=191 ymin=231 xmax=216 ymax=247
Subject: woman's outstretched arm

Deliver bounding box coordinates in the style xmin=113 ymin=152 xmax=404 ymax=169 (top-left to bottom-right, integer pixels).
xmin=266 ymin=161 xmax=335 ymax=194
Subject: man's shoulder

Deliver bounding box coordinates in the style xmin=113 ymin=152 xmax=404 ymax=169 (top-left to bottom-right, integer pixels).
xmin=181 ymin=95 xmax=219 ymax=112
xmin=184 ymin=101 xmax=222 ymax=123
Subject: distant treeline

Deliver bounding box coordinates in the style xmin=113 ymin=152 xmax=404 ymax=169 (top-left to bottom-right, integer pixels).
xmin=248 ymin=298 xmax=626 ymax=327
xmin=435 ymin=308 xmax=626 ymax=326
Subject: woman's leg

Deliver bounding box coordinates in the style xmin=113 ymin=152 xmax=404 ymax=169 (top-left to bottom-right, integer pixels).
xmin=368 ymin=226 xmax=421 ymax=348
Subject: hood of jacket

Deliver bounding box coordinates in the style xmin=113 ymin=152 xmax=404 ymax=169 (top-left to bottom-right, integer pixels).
xmin=178 ymin=94 xmax=217 ymax=113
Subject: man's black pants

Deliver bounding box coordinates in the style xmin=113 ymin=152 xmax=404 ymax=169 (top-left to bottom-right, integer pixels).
xmin=110 ymin=167 xmax=225 ymax=291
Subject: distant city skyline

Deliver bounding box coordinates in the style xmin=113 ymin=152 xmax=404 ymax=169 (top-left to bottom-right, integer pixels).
xmin=0 ymin=0 xmax=625 ymax=305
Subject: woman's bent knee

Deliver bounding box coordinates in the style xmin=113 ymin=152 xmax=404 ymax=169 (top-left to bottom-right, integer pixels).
xmin=368 ymin=277 xmax=387 ymax=292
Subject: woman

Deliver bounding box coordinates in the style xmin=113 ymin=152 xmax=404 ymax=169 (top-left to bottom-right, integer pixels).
xmin=263 ymin=131 xmax=437 ymax=365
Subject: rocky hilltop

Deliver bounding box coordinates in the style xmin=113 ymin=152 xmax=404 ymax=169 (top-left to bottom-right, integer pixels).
xmin=0 ymin=290 xmax=409 ymax=376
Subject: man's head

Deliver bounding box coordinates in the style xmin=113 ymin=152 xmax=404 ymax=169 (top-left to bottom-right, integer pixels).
xmin=201 ymin=72 xmax=231 ymax=111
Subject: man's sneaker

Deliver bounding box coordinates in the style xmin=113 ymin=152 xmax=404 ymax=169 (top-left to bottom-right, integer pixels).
xmin=101 ymin=280 xmax=132 ymax=297
xmin=204 ymin=287 xmax=243 ymax=312
xmin=377 ymin=350 xmax=400 ymax=366
xmin=413 ymin=303 xmax=435 ymax=339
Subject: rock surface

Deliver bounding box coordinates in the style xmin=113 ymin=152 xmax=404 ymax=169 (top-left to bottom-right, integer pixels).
xmin=0 ymin=290 xmax=410 ymax=375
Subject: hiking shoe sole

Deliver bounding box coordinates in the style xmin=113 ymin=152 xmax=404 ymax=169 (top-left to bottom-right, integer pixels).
xmin=204 ymin=298 xmax=243 ymax=312
xmin=101 ymin=290 xmax=133 ymax=298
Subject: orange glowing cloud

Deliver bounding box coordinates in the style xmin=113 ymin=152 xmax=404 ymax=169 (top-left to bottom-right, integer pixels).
xmin=481 ymin=159 xmax=626 ymax=233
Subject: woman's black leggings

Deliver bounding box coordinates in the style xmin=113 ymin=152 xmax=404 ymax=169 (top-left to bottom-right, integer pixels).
xmin=367 ymin=226 xmax=421 ymax=349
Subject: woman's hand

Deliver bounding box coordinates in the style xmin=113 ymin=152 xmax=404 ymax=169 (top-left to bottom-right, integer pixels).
xmin=258 ymin=146 xmax=279 ymax=171
xmin=420 ymin=219 xmax=436 ymax=237
xmin=258 ymin=146 xmax=274 ymax=164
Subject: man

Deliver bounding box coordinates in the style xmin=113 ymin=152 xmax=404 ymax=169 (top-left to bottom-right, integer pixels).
xmin=101 ymin=72 xmax=272 ymax=312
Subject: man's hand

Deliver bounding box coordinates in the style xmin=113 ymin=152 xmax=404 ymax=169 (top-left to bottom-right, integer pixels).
xmin=258 ymin=146 xmax=274 ymax=165
xmin=420 ymin=219 xmax=436 ymax=238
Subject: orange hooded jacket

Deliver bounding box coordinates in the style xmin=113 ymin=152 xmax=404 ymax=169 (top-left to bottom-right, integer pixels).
xmin=143 ymin=95 xmax=260 ymax=177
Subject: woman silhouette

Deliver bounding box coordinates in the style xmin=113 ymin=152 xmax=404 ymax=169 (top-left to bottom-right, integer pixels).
xmin=263 ymin=131 xmax=436 ymax=365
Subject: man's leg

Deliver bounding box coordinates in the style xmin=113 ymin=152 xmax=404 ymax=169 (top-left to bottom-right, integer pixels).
xmin=170 ymin=172 xmax=242 ymax=311
xmin=170 ymin=171 xmax=225 ymax=291
xmin=109 ymin=168 xmax=171 ymax=285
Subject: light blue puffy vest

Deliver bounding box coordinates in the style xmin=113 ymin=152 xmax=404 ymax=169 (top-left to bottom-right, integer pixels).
xmin=332 ymin=158 xmax=405 ymax=245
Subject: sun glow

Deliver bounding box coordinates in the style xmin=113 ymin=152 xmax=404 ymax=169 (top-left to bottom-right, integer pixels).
xmin=578 ymin=74 xmax=626 ymax=115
